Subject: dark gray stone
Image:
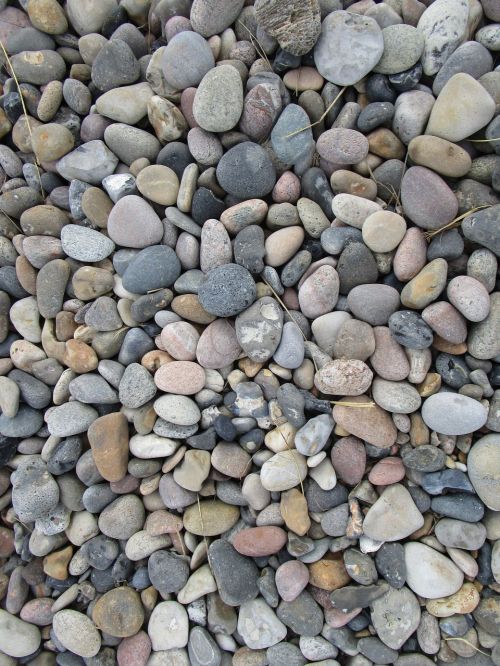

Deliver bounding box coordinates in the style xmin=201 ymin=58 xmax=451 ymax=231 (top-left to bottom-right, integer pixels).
xmin=199 ymin=263 xmax=256 ymax=317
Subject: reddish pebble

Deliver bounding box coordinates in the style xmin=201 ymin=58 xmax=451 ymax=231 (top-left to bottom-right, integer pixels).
xmin=145 ymin=509 xmax=183 ymax=536
xmin=233 ymin=526 xmax=287 ymax=557
xmin=110 ymin=475 xmax=140 ymax=494
xmin=117 ymin=630 xmax=151 ymax=666
xmin=272 ymin=170 xmax=301 ymax=203
xmin=0 ymin=527 xmax=15 ymax=558
xmin=154 ymin=360 xmax=205 ymax=395
xmin=20 ymin=597 xmax=54 ymax=626
xmin=331 ymin=436 xmax=366 ymax=486
xmin=325 ymin=607 xmax=362 ymax=628
xmin=160 ymin=321 xmax=200 ymax=361
xmin=275 ymin=561 xmax=309 ymax=601
xmin=180 ymin=87 xmax=199 ymax=129
xmin=368 ymin=457 xmax=406 ymax=485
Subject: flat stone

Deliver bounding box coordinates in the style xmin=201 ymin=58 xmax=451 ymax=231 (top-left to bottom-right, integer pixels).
xmin=374 ymin=24 xmax=424 ymax=75
xmin=421 ymin=392 xmax=488 ymax=435
xmin=61 ymin=225 xmax=114 ymax=263
xmin=237 ymin=598 xmax=287 ymax=649
xmin=233 ymin=527 xmax=288 ymax=557
xmin=260 ymin=450 xmax=307 ymax=491
xmin=92 ymin=587 xmax=144 ymax=638
xmin=363 ymin=484 xmax=424 ymax=541
xmin=56 ymin=140 xmax=118 ymax=185
xmin=95 ymin=82 xmax=154 ymax=125
xmin=314 ymin=11 xmax=384 ymax=86
xmin=425 ymin=73 xmax=496 ymax=142
xmin=404 ymin=542 xmax=464 ymax=599
xmin=273 ymin=321 xmax=305 ymax=370
xmin=271 ymin=104 xmax=314 ymax=166
xmin=190 ymin=0 xmax=245 ymax=38
xmin=183 ymin=500 xmax=239 ymax=536
xmin=196 ymin=319 xmax=241 ymax=369
xmin=333 ymin=395 xmax=397 ymax=448
xmin=236 ymin=297 xmax=283 ymax=363
xmin=208 ymin=538 xmax=259 ymax=607
xmin=435 ymin=518 xmax=487 ymax=550
xmin=467 ymin=434 xmax=500 ymax=510
xmin=401 ymin=167 xmax=458 ymax=230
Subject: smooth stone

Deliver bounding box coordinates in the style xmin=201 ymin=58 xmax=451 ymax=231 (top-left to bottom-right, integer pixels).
xmin=462 ymin=205 xmax=500 ymax=258
xmin=216 ymin=142 xmax=276 ymax=199
xmin=295 ymin=414 xmax=335 ymax=456
xmin=435 ymin=518 xmax=487 ymax=550
xmin=98 ymin=495 xmax=145 ymax=539
xmin=265 ymin=227 xmax=304 ymax=267
xmin=148 ymin=550 xmax=189 ymax=594
xmin=347 ymin=284 xmax=400 ymax=325
xmin=374 ymin=24 xmax=424 ymax=74
xmin=52 ymin=610 xmax=101 ymax=658
xmin=183 ymin=500 xmax=239 ymax=536
xmin=363 ymin=484 xmax=424 ymax=541
xmin=136 ymin=165 xmax=179 ymax=206
xmin=333 ymin=395 xmax=397 ymax=448
xmin=91 ymin=39 xmax=140 ymax=92
xmin=107 ymin=195 xmax=164 ymax=248
xmin=298 ymin=265 xmax=339 ymax=319
xmin=154 ymin=394 xmax=200 ymax=426
xmin=60 ymin=225 xmax=114 ymax=262
xmin=233 ymin=527 xmax=287 ymax=557
xmin=193 ymin=65 xmax=243 ymax=132
xmin=155 ymin=361 xmax=205 ymax=395
xmin=273 ymin=321 xmax=305 ymax=370
xmin=190 ymin=0 xmax=245 ymax=38
xmin=0 ymin=609 xmax=40 ymax=657
xmin=468 ymin=292 xmax=500 ymax=359
xmin=317 ymin=129 xmax=369 ymax=166
xmin=271 ymin=104 xmax=313 ymax=166
xmin=92 ymin=587 xmax=144 ymax=638
xmin=315 ymin=359 xmax=373 ymax=396
xmin=400 ymin=166 xmax=458 ymax=230
xmin=314 ymin=10 xmax=384 ymax=86
xmin=421 ymin=392 xmax=487 ymax=435
xmin=425 ymin=73 xmax=496 ymax=142
xmin=467 ymin=434 xmax=500 ymax=510
xmin=408 ymin=135 xmax=471 ymax=178
xmin=260 ymin=450 xmax=307 ymax=491
xmin=95 ymin=82 xmax=154 ymax=124
xmin=432 ymin=40 xmax=494 ymax=96
xmin=375 ymin=542 xmax=406 ymax=589
xmin=208 ymin=538 xmax=259 ymax=607
xmin=403 ymin=445 xmax=447 ymax=473
xmin=122 ymin=246 xmax=181 ymax=294
xmin=404 ymin=542 xmax=464 ymax=599
xmin=447 ymin=276 xmax=491 ymax=322
xmin=388 ymin=310 xmax=433 ymax=349
xmin=104 ymin=123 xmax=160 ymax=165
xmin=196 ymin=319 xmax=241 ymax=369
xmin=162 ymin=31 xmax=215 ymax=90
xmin=417 ymin=0 xmax=469 ymax=75
xmin=46 ymin=402 xmax=98 ymax=437
xmin=148 ymin=601 xmax=188 ymax=651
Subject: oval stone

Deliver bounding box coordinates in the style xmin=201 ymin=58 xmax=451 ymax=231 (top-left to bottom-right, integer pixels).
xmin=183 ymin=500 xmax=239 ymax=536
xmin=154 ymin=361 xmax=205 ymax=395
xmin=421 ymin=393 xmax=488 ymax=435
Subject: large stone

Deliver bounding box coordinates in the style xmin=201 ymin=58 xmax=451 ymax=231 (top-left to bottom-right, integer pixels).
xmin=235 ymin=297 xmax=283 ymax=363
xmin=237 ymin=599 xmax=287 ymax=649
xmin=404 ymin=542 xmax=464 ymax=599
xmin=0 ymin=608 xmax=41 ymax=657
xmin=56 ymin=140 xmax=118 ymax=185
xmin=371 ymin=587 xmax=421 ymax=650
xmin=425 ymin=73 xmax=496 ymax=142
xmin=314 ymin=11 xmax=384 ymax=86
xmin=421 ymin=392 xmax=488 ymax=435
xmin=193 ymin=65 xmax=243 ymax=133
xmin=255 ymin=0 xmax=321 ymax=56
xmin=467 ymin=434 xmax=500 ymax=511
xmin=363 ymin=484 xmax=424 ymax=542
xmin=417 ymin=0 xmax=469 ymax=75
xmin=332 ymin=395 xmax=397 ymax=448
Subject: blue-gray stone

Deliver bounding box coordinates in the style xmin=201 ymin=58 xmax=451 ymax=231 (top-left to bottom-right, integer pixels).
xmin=122 ymin=245 xmax=181 ymax=294
xmin=271 ymin=104 xmax=313 ymax=165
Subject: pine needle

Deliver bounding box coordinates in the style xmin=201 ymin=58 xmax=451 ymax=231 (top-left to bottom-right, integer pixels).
xmin=424 ymin=204 xmax=491 ymax=240
xmin=468 ymin=136 xmax=500 ymax=143
xmin=285 ymin=86 xmax=347 ymax=138
xmin=0 ymin=39 xmax=45 ymax=198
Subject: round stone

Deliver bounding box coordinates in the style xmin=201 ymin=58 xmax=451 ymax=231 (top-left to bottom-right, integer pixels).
xmin=317 ymin=128 xmax=369 ymax=165
xmin=162 ymin=31 xmax=215 ymax=90
xmin=154 ymin=394 xmax=201 ymax=426
xmin=400 ymin=166 xmax=458 ymax=230
xmin=107 ymin=195 xmax=164 ymax=248
xmin=92 ymin=587 xmax=144 ymax=638
xmin=154 ymin=361 xmax=205 ymax=395
xmin=136 ymin=165 xmax=179 ymax=206
xmin=447 ymin=276 xmax=491 ymax=322
xmin=198 ymin=264 xmax=256 ymax=317
xmin=374 ymin=25 xmax=424 ymax=75
xmin=314 ymin=11 xmax=384 ymax=86
xmin=362 ymin=211 xmax=406 ymax=252
xmin=216 ymin=142 xmax=276 ymax=199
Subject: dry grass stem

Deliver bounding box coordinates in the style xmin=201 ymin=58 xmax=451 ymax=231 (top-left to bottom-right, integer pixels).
xmin=285 ymin=86 xmax=347 ymax=138
xmin=424 ymin=204 xmax=491 ymax=240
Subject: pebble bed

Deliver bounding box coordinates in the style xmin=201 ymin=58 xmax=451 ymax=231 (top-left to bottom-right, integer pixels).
xmin=0 ymin=0 xmax=497 ymax=664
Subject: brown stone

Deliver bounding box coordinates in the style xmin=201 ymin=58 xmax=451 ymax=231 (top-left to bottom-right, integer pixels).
xmin=233 ymin=527 xmax=288 ymax=557
xmin=400 ymin=258 xmax=448 ymax=309
xmin=63 ymin=339 xmax=98 ymax=373
xmin=92 ymin=587 xmax=144 ymax=638
xmin=55 ymin=311 xmax=78 ymax=342
xmin=81 ymin=187 xmax=113 ymax=229
xmin=72 ymin=266 xmax=114 ymax=300
xmin=368 ymin=457 xmax=405 ymax=486
xmin=309 ymin=558 xmax=351 ymax=591
xmin=330 ymin=436 xmax=366 ymax=486
xmin=332 ymin=395 xmax=397 ymax=448
xmin=87 ymin=412 xmax=129 ymax=482
xmin=283 ymin=67 xmax=324 ymax=92
xmin=145 ymin=510 xmax=183 ymax=536
xmin=367 ymin=128 xmax=405 ymax=159
xmin=141 ymin=350 xmax=173 ymax=373
xmin=117 ymin=631 xmax=151 ymax=666
xmin=43 ymin=545 xmax=73 ymax=580
xmin=280 ymin=488 xmax=310 ymax=536
xmin=171 ymin=294 xmax=216 ymax=324
xmin=20 ymin=597 xmax=55 ymax=626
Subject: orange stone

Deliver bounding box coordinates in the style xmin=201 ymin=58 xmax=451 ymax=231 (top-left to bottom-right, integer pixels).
xmin=87 ymin=412 xmax=129 ymax=482
xmin=308 ymin=558 xmax=351 ymax=591
xmin=233 ymin=526 xmax=287 ymax=557
xmin=43 ymin=545 xmax=73 ymax=580
xmin=63 ymin=338 xmax=98 ymax=373
xmin=280 ymin=488 xmax=311 ymax=536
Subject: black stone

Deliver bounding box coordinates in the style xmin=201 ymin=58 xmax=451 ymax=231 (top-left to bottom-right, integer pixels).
xmin=375 ymin=543 xmax=406 ymax=589
xmin=388 ymin=310 xmax=433 ymax=349
xmin=357 ymin=102 xmax=395 ymax=133
xmin=213 ymin=415 xmax=237 ymax=442
xmin=366 ymin=74 xmax=396 ymax=103
xmin=191 ymin=187 xmax=226 ymax=224
xmin=199 ymin=263 xmax=256 ymax=317
xmin=208 ymin=539 xmax=259 ymax=607
xmin=435 ymin=353 xmax=470 ymax=389
xmin=431 ymin=493 xmax=484 ymax=522
xmin=281 ymin=250 xmax=312 ymax=287
xmin=301 ymin=167 xmax=334 ymax=217
xmin=421 ymin=469 xmax=475 ymax=495
xmin=234 ymin=225 xmax=265 ymax=274
xmin=388 ymin=61 xmax=422 ymax=92
xmin=337 ymin=242 xmax=378 ymax=294
xmin=156 ymin=142 xmax=194 ymax=179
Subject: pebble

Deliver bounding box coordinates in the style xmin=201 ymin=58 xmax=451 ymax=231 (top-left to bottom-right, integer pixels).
xmin=162 ymin=31 xmax=215 ymax=90
xmin=52 ymin=609 xmax=101 ymax=658
xmin=217 ymin=142 xmax=276 ymax=199
xmin=421 ymin=392 xmax=488 ymax=435
xmin=199 ymin=264 xmax=256 ymax=317
xmin=271 ymin=104 xmax=314 ymax=166
xmin=314 ymin=11 xmax=384 ymax=86
xmin=404 ymin=542 xmax=464 ymax=599
xmin=363 ymin=484 xmax=424 ymax=541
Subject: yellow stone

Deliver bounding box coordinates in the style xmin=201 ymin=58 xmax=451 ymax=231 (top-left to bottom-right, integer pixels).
xmin=280 ymin=488 xmax=310 ymax=536
xmin=426 ymin=583 xmax=480 ymax=617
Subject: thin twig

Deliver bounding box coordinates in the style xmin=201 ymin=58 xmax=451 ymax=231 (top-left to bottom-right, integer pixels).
xmin=424 ymin=204 xmax=492 ymax=240
xmin=285 ymin=86 xmax=347 ymax=138
xmin=443 ymin=638 xmax=490 ymax=656
xmin=0 ymin=39 xmax=45 ymax=197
